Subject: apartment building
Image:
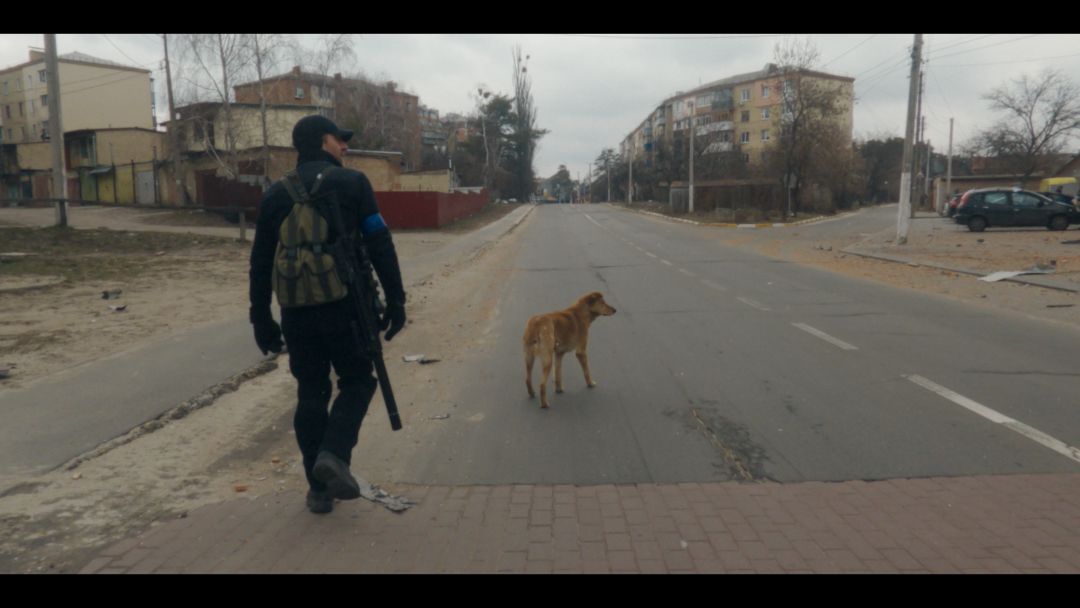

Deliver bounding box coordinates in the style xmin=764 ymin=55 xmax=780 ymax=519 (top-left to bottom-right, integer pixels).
xmin=233 ymin=67 xmax=422 ymax=170
xmin=0 ymin=48 xmax=154 ymax=146
xmin=621 ymin=63 xmax=854 ymax=169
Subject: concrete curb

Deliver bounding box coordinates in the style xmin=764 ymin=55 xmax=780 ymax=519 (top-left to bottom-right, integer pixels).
xmin=840 ymin=247 xmax=1080 ymax=294
xmin=612 ymin=204 xmax=855 ymax=229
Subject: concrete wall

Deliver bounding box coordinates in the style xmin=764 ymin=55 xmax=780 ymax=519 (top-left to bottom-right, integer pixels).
xmin=94 ymin=129 xmax=167 ymax=165
xmin=377 ymin=189 xmax=488 ymax=229
xmin=59 ymin=61 xmax=154 ymax=132
xmin=397 ymin=170 xmax=452 ymax=192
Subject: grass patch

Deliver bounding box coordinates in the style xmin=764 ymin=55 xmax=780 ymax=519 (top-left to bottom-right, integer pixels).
xmin=0 ymin=226 xmax=247 ymax=283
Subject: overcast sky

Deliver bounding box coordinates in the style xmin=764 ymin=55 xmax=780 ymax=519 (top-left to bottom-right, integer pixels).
xmin=3 ymin=34 xmax=1080 ymax=180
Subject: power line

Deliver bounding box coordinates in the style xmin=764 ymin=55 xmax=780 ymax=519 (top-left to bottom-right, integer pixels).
xmin=102 ymin=34 xmax=148 ymax=69
xmin=561 ymin=33 xmax=788 ymax=40
xmin=925 ymin=34 xmax=1041 ymax=61
xmin=931 ymin=51 xmax=1080 ymax=68
xmin=821 ymin=34 xmax=877 ymax=69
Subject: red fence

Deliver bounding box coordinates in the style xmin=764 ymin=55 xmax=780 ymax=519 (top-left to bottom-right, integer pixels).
xmin=376 ymin=189 xmax=489 ymax=229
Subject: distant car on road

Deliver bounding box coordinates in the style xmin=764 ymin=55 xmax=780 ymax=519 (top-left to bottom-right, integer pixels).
xmin=954 ymin=188 xmax=1080 ymax=232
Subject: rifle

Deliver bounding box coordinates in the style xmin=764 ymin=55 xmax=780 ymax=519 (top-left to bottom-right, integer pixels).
xmin=318 ymin=178 xmax=403 ymax=432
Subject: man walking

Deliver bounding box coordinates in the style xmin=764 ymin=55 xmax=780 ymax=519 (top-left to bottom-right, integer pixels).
xmin=249 ymin=115 xmax=407 ymax=514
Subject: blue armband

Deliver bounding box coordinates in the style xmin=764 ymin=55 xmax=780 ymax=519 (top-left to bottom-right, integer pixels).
xmin=360 ymin=213 xmax=388 ymax=235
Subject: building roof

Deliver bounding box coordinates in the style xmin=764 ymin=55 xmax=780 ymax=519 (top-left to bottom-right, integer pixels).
xmin=0 ymin=50 xmax=149 ymax=74
xmin=234 ymin=68 xmax=419 ymax=100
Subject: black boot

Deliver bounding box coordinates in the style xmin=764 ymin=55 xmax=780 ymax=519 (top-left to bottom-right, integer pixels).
xmin=306 ymin=489 xmax=333 ymax=514
xmin=313 ymin=451 xmax=361 ymax=500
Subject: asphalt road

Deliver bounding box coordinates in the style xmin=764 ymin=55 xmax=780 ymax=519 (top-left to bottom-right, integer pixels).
xmin=402 ymin=203 xmax=1080 ymax=485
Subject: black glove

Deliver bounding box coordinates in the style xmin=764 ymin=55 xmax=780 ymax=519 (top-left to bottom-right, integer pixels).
xmin=381 ymin=301 xmax=406 ymax=342
xmin=251 ymin=311 xmax=283 ymax=355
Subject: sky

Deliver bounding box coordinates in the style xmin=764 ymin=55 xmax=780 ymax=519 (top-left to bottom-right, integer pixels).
xmin=3 ymin=34 xmax=1080 ymax=180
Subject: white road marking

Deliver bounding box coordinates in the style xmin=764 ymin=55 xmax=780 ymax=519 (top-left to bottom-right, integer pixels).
xmin=906 ymin=375 xmax=1080 ymax=464
xmin=660 ymin=259 xmax=674 ymax=266
xmin=700 ymin=279 xmax=727 ymax=291
xmin=791 ymin=322 xmax=859 ymax=351
xmin=736 ymin=296 xmax=770 ymax=311
xmin=645 ymin=252 xmax=658 ymax=258
xmin=678 ymin=268 xmax=696 ymax=277
xmin=584 ymin=213 xmax=602 ymax=227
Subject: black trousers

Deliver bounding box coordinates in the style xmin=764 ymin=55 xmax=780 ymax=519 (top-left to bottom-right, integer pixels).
xmin=281 ymin=301 xmax=377 ymax=492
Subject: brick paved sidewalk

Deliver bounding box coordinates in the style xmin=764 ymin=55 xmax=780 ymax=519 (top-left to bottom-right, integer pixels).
xmin=79 ymin=474 xmax=1080 ymax=574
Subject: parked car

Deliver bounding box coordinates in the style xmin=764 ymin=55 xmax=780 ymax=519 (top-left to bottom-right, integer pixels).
xmin=944 ymin=192 xmax=965 ymax=217
xmin=954 ymin=188 xmax=1080 ymax=232
xmin=1040 ymin=191 xmax=1079 ymax=207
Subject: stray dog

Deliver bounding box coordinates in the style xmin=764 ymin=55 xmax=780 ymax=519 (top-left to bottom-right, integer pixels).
xmin=523 ymin=292 xmax=617 ymax=408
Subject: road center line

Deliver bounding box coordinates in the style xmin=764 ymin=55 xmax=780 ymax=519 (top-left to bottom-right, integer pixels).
xmin=907 ymin=375 xmax=1080 ymax=464
xmin=584 ymin=213 xmax=602 ymax=227
xmin=678 ymin=268 xmax=696 ymax=277
xmin=660 ymin=259 xmax=674 ymax=266
xmin=700 ymin=279 xmax=727 ymax=291
xmin=791 ymin=322 xmax=858 ymax=350
xmin=645 ymin=252 xmax=658 ymax=258
xmin=736 ymin=296 xmax=771 ymax=311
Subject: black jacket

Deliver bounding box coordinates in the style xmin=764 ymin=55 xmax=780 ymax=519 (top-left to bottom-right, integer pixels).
xmin=249 ymin=149 xmax=405 ymax=321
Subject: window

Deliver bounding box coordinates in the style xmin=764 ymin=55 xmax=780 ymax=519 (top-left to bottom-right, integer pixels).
xmin=741 ymin=111 xmax=750 ymax=122
xmin=984 ymin=192 xmax=1009 ymax=206
xmin=740 ymin=131 xmax=750 ymax=144
xmin=41 ymin=94 xmax=47 ymax=107
xmin=783 ymin=79 xmax=793 ymax=93
xmin=18 ymin=102 xmax=24 ymax=116
xmin=21 ymin=126 xmax=27 ymax=141
xmin=39 ymin=69 xmax=46 ymax=83
xmin=29 ymin=99 xmax=35 ymax=116
xmin=5 ymin=129 xmax=11 ymax=141
xmin=761 ymin=129 xmax=770 ymax=142
xmin=761 ymin=108 xmax=771 ymax=120
xmin=762 ymin=85 xmax=771 ymax=98
xmin=740 ymin=89 xmax=750 ymax=102
xmin=1012 ymin=192 xmax=1044 ymax=208
xmin=4 ymin=105 xmax=9 ymax=119
xmin=742 ymin=153 xmax=750 ymax=163
xmin=1 ymin=81 xmax=6 ymax=95
xmin=295 ymin=86 xmax=305 ymax=99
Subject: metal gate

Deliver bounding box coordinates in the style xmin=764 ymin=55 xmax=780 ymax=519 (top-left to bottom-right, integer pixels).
xmin=136 ymin=171 xmax=156 ymax=205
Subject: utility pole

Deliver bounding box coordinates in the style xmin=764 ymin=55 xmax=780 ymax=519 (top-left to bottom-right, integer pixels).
xmin=945 ymin=118 xmax=954 ymax=206
xmin=628 ymin=146 xmax=633 ymax=205
xmin=912 ymin=73 xmax=925 ymax=215
xmin=925 ymin=138 xmax=933 ymax=204
xmin=163 ymin=34 xmax=187 ymax=205
xmin=606 ymin=156 xmax=611 ymax=203
xmin=44 ymin=35 xmax=67 ymax=227
xmin=689 ymin=105 xmax=695 ymax=214
xmin=896 ymin=34 xmax=922 ymax=245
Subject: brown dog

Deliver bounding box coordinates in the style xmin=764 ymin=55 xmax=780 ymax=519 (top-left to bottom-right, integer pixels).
xmin=523 ymin=292 xmax=617 ymax=408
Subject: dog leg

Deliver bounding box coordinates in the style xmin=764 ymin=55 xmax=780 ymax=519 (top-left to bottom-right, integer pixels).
xmin=554 ymin=353 xmax=565 ymax=393
xmin=540 ymin=350 xmax=554 ymax=408
xmin=525 ymin=351 xmax=536 ymax=398
xmin=576 ymin=350 xmax=596 ymax=388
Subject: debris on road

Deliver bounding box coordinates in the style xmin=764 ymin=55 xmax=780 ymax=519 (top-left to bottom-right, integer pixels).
xmin=979 ymin=265 xmax=1055 ymax=282
xmin=428 ymin=414 xmax=450 ymax=421
xmin=108 ymin=304 xmax=127 ymax=312
xmin=1046 ymin=304 xmax=1075 ymax=308
xmin=356 ymin=477 xmax=417 ymax=513
xmin=101 ymin=290 xmax=122 ymax=300
xmin=403 ymin=354 xmax=441 ymax=364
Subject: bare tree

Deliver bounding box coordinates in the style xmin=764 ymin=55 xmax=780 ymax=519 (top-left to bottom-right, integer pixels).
xmin=244 ymin=34 xmax=290 ymax=187
xmin=175 ymin=34 xmax=250 ymax=177
xmin=973 ymin=69 xmax=1080 ymax=186
xmin=769 ymin=36 xmax=851 ymax=218
xmin=292 ymin=34 xmax=356 ymax=121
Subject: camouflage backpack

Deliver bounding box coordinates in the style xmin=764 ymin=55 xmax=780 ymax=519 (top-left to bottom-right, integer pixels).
xmin=271 ymin=169 xmax=348 ymax=308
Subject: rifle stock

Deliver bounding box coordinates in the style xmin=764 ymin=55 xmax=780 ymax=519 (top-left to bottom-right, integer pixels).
xmin=320 ymin=188 xmax=403 ymax=432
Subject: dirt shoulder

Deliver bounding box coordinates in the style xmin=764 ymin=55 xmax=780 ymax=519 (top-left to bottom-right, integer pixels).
xmin=618 ymin=202 xmax=1080 ymax=331
xmin=0 ymin=203 xmax=531 ymax=574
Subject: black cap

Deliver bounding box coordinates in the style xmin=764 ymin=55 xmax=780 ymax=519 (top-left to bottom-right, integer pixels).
xmin=292 ymin=115 xmax=354 ymax=151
